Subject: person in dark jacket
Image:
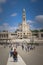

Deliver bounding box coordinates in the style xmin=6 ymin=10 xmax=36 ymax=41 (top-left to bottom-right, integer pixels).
xmin=13 ymin=49 xmax=18 ymax=62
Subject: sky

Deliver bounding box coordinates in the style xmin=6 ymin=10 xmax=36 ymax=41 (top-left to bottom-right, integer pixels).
xmin=0 ymin=0 xmax=43 ymax=32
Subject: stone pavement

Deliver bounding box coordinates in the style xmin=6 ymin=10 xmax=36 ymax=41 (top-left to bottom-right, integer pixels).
xmin=0 ymin=45 xmax=3 ymax=48
xmin=7 ymin=54 xmax=26 ymax=65
xmin=16 ymin=46 xmax=43 ymax=65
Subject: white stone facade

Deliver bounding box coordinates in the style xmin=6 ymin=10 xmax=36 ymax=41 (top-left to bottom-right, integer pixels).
xmin=16 ymin=9 xmax=32 ymax=39
xmin=0 ymin=31 xmax=11 ymax=43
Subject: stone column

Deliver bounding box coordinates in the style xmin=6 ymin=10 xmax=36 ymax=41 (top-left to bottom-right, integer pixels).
xmin=38 ymin=31 xmax=41 ymax=39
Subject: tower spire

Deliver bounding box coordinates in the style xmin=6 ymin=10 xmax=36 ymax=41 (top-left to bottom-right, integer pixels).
xmin=22 ymin=8 xmax=26 ymax=22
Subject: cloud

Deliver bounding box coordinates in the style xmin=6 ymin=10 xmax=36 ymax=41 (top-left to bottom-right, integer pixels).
xmin=0 ymin=0 xmax=6 ymax=13
xmin=11 ymin=13 xmax=17 ymax=16
xmin=35 ymin=15 xmax=43 ymax=23
xmin=3 ymin=23 xmax=9 ymax=26
xmin=29 ymin=24 xmax=36 ymax=30
xmin=0 ymin=23 xmax=9 ymax=31
xmin=0 ymin=0 xmax=6 ymax=3
xmin=9 ymin=26 xmax=18 ymax=32
xmin=27 ymin=20 xmax=35 ymax=30
xmin=27 ymin=19 xmax=43 ymax=30
xmin=0 ymin=23 xmax=18 ymax=32
xmin=27 ymin=20 xmax=34 ymax=24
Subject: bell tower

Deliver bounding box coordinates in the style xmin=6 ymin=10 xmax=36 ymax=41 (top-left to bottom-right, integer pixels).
xmin=22 ymin=8 xmax=26 ymax=22
xmin=17 ymin=9 xmax=32 ymax=39
xmin=22 ymin=8 xmax=28 ymax=33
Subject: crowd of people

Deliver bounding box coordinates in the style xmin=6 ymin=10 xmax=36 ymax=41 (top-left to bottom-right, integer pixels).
xmin=21 ymin=43 xmax=35 ymax=52
xmin=10 ymin=43 xmax=35 ymax=62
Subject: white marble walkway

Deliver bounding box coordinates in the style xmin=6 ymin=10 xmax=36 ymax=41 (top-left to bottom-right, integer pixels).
xmin=7 ymin=54 xmax=26 ymax=65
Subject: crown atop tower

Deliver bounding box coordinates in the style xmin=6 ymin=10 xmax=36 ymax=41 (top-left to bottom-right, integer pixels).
xmin=23 ymin=8 xmax=25 ymax=12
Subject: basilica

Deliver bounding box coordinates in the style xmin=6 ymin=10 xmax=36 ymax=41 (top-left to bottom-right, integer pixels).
xmin=0 ymin=9 xmax=43 ymax=44
xmin=13 ymin=9 xmax=32 ymax=39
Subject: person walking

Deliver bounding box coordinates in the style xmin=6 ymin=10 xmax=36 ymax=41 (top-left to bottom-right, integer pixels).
xmin=25 ymin=45 xmax=27 ymax=51
xmin=10 ymin=45 xmax=14 ymax=57
xmin=22 ymin=44 xmax=24 ymax=50
xmin=13 ymin=49 xmax=18 ymax=62
xmin=27 ymin=45 xmax=29 ymax=52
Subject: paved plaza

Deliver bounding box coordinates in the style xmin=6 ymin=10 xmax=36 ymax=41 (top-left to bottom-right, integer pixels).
xmin=0 ymin=45 xmax=10 ymax=65
xmin=17 ymin=45 xmax=43 ymax=65
xmin=0 ymin=45 xmax=43 ymax=65
xmin=7 ymin=54 xmax=26 ymax=65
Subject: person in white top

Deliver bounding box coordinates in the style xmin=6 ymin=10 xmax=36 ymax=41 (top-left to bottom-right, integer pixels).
xmin=10 ymin=45 xmax=15 ymax=57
